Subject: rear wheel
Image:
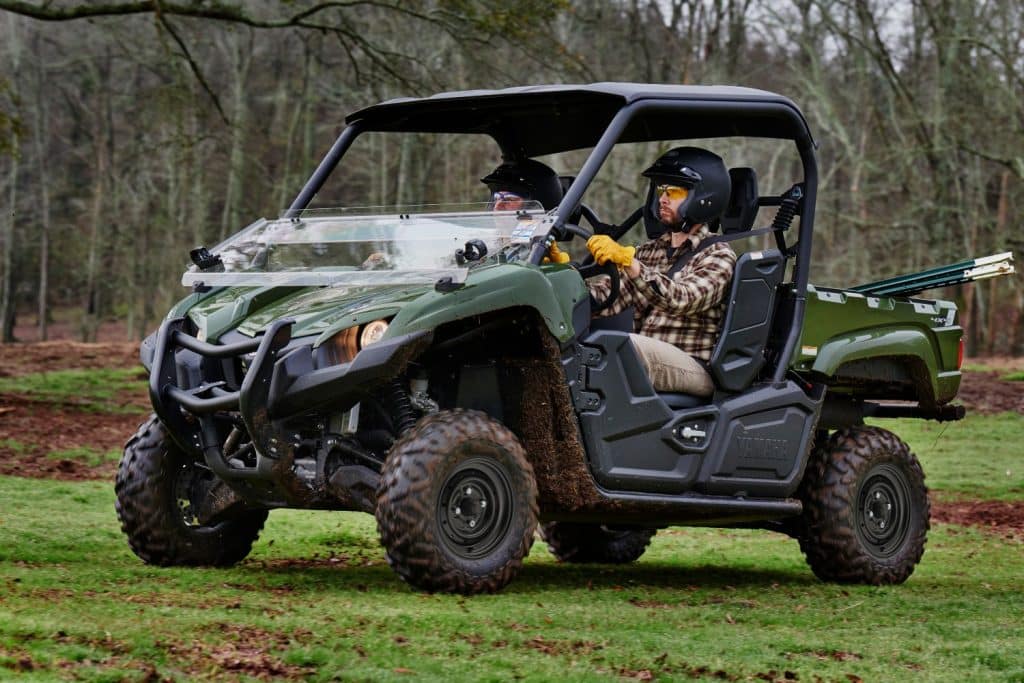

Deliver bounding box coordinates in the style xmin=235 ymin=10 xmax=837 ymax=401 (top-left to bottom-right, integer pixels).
xmin=376 ymin=410 xmax=538 ymax=594
xmin=541 ymin=523 xmax=655 ymax=564
xmin=115 ymin=415 xmax=267 ymax=566
xmin=796 ymin=426 xmax=929 ymax=584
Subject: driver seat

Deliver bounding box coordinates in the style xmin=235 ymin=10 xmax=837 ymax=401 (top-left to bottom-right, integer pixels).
xmin=656 ymin=249 xmax=785 ymax=409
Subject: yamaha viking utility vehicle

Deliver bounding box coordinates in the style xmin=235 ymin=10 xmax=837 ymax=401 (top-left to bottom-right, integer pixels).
xmin=117 ymin=84 xmax=970 ymax=594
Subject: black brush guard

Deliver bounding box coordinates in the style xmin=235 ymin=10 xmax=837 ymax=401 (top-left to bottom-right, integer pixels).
xmin=147 ymin=316 xmax=431 ymax=507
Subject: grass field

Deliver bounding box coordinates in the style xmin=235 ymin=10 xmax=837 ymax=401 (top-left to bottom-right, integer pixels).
xmin=0 ymin=366 xmax=1022 ymax=681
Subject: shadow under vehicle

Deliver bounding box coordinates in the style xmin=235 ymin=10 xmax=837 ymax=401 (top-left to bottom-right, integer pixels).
xmin=116 ymin=84 xmax=965 ymax=594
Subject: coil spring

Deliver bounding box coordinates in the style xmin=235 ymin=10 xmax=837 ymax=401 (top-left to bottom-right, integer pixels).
xmin=772 ymin=196 xmax=799 ymax=233
xmin=385 ymin=379 xmax=417 ymax=436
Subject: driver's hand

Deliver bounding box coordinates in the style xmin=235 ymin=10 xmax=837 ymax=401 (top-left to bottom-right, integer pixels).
xmin=587 ymin=235 xmax=635 ymax=268
xmin=542 ymin=242 xmax=570 ymax=264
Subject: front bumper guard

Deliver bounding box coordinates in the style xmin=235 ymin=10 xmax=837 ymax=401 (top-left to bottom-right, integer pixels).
xmin=148 ymin=317 xmax=431 ymax=506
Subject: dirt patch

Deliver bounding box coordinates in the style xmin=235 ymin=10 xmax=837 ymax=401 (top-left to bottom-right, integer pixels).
xmin=157 ymin=624 xmax=315 ymax=681
xmin=521 ymin=635 xmax=603 ymax=657
xmin=932 ymin=500 xmax=1024 ymax=540
xmin=955 ymin=371 xmax=1024 ymax=415
xmin=0 ymin=341 xmax=140 ymax=378
xmin=0 ymin=398 xmax=147 ymax=480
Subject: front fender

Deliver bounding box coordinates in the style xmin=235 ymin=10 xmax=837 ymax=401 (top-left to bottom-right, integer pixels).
xmin=384 ymin=263 xmax=588 ymax=343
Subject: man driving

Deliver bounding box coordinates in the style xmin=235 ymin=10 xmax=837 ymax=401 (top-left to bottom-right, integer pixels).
xmin=564 ymin=147 xmax=737 ymax=396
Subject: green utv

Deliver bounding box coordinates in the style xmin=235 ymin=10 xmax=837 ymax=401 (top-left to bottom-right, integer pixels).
xmin=116 ymin=84 xmax=967 ymax=594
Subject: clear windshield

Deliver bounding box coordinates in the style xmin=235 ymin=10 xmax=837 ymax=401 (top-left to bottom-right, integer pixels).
xmin=182 ymin=203 xmax=547 ymax=287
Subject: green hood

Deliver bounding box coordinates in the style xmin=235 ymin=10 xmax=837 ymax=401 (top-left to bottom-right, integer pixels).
xmin=178 ymin=262 xmax=589 ymax=348
xmin=187 ymin=284 xmax=428 ymax=343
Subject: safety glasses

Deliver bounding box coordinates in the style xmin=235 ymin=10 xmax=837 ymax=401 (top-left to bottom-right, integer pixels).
xmin=655 ymin=184 xmax=690 ymax=201
xmin=492 ymin=191 xmax=525 ymax=202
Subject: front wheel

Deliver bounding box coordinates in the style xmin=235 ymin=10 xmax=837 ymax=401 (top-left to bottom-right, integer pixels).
xmin=115 ymin=415 xmax=268 ymax=567
xmin=796 ymin=426 xmax=929 ymax=585
xmin=376 ymin=410 xmax=538 ymax=594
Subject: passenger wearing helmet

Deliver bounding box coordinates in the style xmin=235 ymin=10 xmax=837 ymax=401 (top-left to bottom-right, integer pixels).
xmin=481 ymin=158 xmax=563 ymax=212
xmin=583 ymin=147 xmax=737 ymax=396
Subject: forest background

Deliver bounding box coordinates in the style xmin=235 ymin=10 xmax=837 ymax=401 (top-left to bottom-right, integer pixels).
xmin=0 ymin=0 xmax=1020 ymax=354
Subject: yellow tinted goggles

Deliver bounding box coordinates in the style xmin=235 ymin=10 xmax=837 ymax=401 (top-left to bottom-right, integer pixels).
xmin=656 ymin=184 xmax=690 ymax=201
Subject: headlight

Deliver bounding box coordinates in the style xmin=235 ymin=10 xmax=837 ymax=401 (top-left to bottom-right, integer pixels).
xmin=324 ymin=326 xmax=360 ymax=365
xmin=360 ymin=319 xmax=389 ymax=347
xmin=323 ymin=319 xmax=389 ymax=366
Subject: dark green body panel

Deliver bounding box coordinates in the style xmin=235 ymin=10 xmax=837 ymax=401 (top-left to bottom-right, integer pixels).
xmin=178 ymin=262 xmax=588 ymax=347
xmin=793 ymin=284 xmax=961 ymax=403
xmin=173 ymin=269 xmax=960 ymax=406
xmin=381 ymin=264 xmax=586 ymax=344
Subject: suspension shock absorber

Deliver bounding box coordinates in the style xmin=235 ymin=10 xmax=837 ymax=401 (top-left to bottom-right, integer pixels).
xmin=772 ymin=184 xmax=802 ymax=233
xmin=385 ymin=379 xmax=417 ymax=436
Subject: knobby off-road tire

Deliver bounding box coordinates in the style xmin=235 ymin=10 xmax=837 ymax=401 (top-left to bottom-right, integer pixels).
xmin=115 ymin=415 xmax=268 ymax=567
xmin=796 ymin=426 xmax=929 ymax=585
xmin=376 ymin=410 xmax=539 ymax=595
xmin=541 ymin=523 xmax=656 ymax=564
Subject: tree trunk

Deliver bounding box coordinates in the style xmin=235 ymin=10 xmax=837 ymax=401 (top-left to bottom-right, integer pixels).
xmin=0 ymin=16 xmax=21 ymax=343
xmin=0 ymin=154 xmax=17 ymax=343
xmin=81 ymin=55 xmax=111 ymax=343
xmin=218 ymin=30 xmax=253 ymax=240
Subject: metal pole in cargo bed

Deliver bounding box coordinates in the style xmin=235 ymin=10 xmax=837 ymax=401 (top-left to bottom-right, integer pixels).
xmin=851 ymin=252 xmax=1015 ymax=297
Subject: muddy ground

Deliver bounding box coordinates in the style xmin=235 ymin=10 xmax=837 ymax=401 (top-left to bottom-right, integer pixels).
xmin=0 ymin=341 xmax=1020 ymax=536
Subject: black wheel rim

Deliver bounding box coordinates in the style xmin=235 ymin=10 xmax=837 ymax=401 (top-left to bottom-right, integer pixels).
xmin=855 ymin=463 xmax=912 ymax=559
xmin=437 ymin=456 xmax=514 ymax=560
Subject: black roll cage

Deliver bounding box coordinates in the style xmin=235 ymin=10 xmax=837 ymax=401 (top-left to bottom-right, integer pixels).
xmin=284 ymin=90 xmax=818 ymax=386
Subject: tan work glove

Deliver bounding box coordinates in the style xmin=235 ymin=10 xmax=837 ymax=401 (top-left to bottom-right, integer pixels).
xmin=543 ymin=242 xmax=571 ymax=264
xmin=587 ymin=235 xmax=635 ymax=268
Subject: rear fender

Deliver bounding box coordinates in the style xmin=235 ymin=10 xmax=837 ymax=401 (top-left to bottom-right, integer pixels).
xmin=811 ymin=328 xmax=943 ymax=402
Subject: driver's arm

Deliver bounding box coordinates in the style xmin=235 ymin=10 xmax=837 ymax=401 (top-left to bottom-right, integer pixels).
xmin=629 ymin=247 xmax=736 ymax=317
xmin=587 ymin=274 xmax=645 ymax=319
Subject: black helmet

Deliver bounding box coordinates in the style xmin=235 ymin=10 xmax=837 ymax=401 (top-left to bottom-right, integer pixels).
xmin=481 ymin=158 xmax=563 ymax=211
xmin=641 ymin=147 xmax=730 ymax=235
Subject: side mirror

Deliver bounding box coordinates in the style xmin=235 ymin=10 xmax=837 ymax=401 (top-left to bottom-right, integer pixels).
xmin=189 ymin=246 xmax=224 ymax=272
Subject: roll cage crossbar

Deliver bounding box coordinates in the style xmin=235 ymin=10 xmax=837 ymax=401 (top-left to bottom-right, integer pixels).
xmin=284 ymin=85 xmax=818 ymax=386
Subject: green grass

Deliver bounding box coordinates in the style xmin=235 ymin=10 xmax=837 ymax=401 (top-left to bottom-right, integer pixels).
xmin=0 ymin=368 xmax=146 ymax=413
xmin=47 ymin=446 xmax=121 ymax=467
xmin=961 ymin=362 xmax=997 ymax=373
xmin=0 ymin=438 xmax=28 ymax=454
xmin=875 ymin=413 xmax=1024 ymax=501
xmin=1 ymin=413 xmax=1022 ymax=681
xmin=1003 ymin=370 xmax=1024 ymax=382
xmin=0 ymin=477 xmax=1021 ymax=682
xmin=3 ymin=432 xmax=1024 ymax=681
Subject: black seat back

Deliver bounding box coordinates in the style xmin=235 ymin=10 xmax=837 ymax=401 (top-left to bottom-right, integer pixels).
xmin=708 ymin=249 xmax=785 ymax=392
xmin=720 ymin=167 xmax=759 ymax=234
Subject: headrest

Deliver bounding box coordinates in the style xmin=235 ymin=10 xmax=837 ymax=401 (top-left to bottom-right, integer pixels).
xmin=720 ymin=167 xmax=759 ymax=234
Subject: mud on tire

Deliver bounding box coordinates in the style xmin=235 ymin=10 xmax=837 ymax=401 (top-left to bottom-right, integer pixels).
xmin=541 ymin=523 xmax=655 ymax=564
xmin=375 ymin=409 xmax=538 ymax=595
xmin=115 ymin=415 xmax=268 ymax=566
xmin=796 ymin=426 xmax=929 ymax=585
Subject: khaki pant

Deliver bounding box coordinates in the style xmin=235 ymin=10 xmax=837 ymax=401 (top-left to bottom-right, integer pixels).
xmin=628 ymin=333 xmax=715 ymax=396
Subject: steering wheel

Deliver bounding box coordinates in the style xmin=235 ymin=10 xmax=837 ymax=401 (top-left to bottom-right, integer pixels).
xmin=558 ymin=222 xmax=621 ymax=314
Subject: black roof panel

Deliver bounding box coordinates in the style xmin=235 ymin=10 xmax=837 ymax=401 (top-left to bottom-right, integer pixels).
xmin=346 ymin=83 xmax=813 ymax=157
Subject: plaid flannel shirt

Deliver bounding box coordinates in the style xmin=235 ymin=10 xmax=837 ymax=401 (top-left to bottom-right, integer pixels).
xmin=591 ymin=225 xmax=737 ymax=361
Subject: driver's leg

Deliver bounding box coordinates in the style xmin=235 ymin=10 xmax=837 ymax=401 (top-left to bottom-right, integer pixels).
xmin=628 ymin=333 xmax=714 ymax=396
